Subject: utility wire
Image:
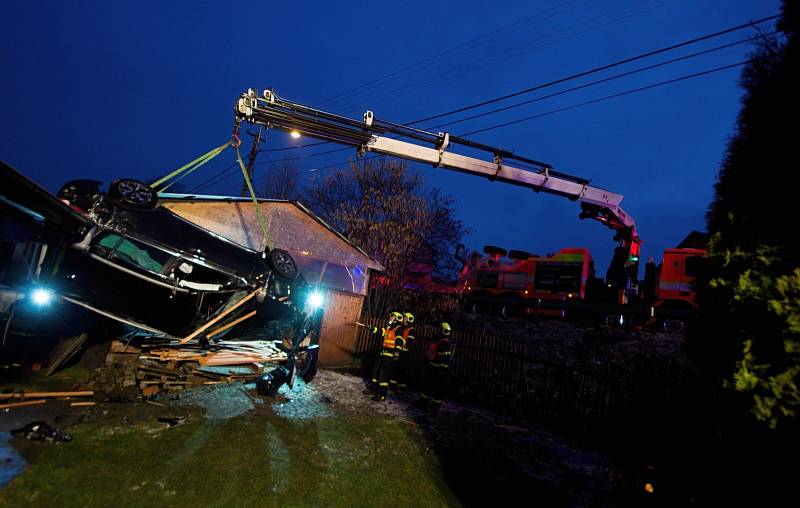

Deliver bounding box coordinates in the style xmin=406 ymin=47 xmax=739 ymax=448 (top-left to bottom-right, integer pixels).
xmin=424 ymin=34 xmax=769 ymax=131
xmin=263 ymin=59 xmax=751 ymax=177
xmin=191 ymin=15 xmax=775 ymax=192
xmin=316 ymin=0 xmax=584 ymax=107
xmin=460 ymin=60 xmax=749 ymax=136
xmin=240 ymin=31 xmax=767 ymax=170
xmin=339 ymin=0 xmax=679 ymax=114
xmin=253 ymin=13 xmax=777 ymax=158
xmin=408 ymin=14 xmax=778 ymax=126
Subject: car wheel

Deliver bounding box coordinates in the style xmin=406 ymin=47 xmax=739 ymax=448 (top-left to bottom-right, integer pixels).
xmin=109 ymin=179 xmax=158 ymax=209
xmin=267 ymin=248 xmax=298 ymax=280
xmin=295 ymin=346 xmax=319 ymax=383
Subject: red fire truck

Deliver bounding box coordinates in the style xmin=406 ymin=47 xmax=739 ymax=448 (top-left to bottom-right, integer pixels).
xmin=458 ymin=245 xmax=594 ymax=317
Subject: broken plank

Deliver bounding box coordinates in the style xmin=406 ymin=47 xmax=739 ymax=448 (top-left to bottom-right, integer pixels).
xmin=0 ymin=390 xmax=94 ymax=400
xmin=0 ymin=399 xmax=47 ymax=409
xmin=180 ymin=288 xmax=260 ymax=344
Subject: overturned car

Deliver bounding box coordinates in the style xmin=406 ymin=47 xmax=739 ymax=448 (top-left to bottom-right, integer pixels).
xmin=1 ymin=163 xmax=320 ymax=385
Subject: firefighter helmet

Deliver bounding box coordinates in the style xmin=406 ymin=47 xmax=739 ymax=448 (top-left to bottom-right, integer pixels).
xmin=441 ymin=322 xmax=451 ymax=335
xmin=390 ymin=311 xmax=403 ymax=321
xmin=404 ymin=312 xmax=414 ymax=323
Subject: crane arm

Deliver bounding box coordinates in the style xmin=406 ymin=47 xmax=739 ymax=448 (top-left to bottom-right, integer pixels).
xmin=235 ymin=88 xmax=641 ymax=292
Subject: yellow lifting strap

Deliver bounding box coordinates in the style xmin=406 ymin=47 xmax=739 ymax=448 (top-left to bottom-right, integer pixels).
xmin=235 ymin=146 xmax=272 ymax=250
xmin=150 ymin=141 xmax=231 ymax=192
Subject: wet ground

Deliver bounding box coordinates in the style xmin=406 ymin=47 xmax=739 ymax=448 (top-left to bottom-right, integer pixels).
xmin=1 ymin=368 xmax=649 ymax=506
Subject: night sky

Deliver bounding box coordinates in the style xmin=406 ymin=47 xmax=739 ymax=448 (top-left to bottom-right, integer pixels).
xmin=0 ymin=0 xmax=780 ymax=272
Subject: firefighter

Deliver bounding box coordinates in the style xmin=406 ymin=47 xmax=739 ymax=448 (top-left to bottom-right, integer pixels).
xmin=390 ymin=312 xmax=415 ymax=395
xmin=418 ymin=322 xmax=453 ymax=414
xmin=371 ymin=311 xmax=403 ymax=401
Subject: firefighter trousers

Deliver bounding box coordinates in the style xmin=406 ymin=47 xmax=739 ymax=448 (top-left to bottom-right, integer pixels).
xmin=419 ymin=364 xmax=449 ymax=412
xmin=390 ymin=350 xmax=411 ymax=393
xmin=371 ymin=352 xmax=394 ymax=400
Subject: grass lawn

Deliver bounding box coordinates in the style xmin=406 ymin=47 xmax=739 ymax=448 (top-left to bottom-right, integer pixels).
xmin=0 ymin=411 xmax=460 ymax=507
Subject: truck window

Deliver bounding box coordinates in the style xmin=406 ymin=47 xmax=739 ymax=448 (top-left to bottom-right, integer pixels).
xmin=500 ymin=271 xmax=527 ymax=290
xmin=684 ymin=256 xmax=703 ymax=278
xmin=534 ymin=262 xmax=583 ymax=293
xmin=476 ymin=270 xmax=499 ymax=289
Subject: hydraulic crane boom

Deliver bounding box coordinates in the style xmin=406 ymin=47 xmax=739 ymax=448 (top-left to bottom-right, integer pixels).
xmin=234 ymin=88 xmax=641 ymax=296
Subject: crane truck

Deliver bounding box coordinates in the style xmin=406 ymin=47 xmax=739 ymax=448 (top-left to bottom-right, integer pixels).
xmin=234 ymin=88 xmax=642 ymax=306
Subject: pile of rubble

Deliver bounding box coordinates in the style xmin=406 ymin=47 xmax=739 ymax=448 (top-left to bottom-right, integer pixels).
xmin=90 ymin=338 xmax=288 ymax=400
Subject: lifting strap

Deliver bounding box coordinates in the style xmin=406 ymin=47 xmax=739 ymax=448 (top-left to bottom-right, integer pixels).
xmin=235 ymin=146 xmax=272 ymax=250
xmin=150 ymin=141 xmax=231 ymax=192
xmin=146 ymin=136 xmax=272 ymax=250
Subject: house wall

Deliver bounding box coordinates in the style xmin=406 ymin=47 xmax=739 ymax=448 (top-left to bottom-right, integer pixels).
xmin=318 ymin=288 xmax=364 ymax=367
xmin=161 ymin=200 xmax=377 ymax=295
xmin=160 ymin=200 xmax=374 ymax=365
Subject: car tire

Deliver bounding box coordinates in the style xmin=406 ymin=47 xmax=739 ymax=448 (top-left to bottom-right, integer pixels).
xmin=296 ymin=347 xmax=318 ymax=383
xmin=109 ymin=179 xmax=158 ymax=209
xmin=267 ymin=248 xmax=298 ymax=280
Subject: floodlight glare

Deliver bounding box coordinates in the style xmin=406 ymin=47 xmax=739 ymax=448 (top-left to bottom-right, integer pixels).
xmin=307 ymin=291 xmax=324 ymax=309
xmin=31 ymin=288 xmax=54 ymax=306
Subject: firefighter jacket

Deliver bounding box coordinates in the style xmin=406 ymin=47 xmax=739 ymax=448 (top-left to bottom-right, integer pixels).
xmin=397 ymin=324 xmax=415 ymax=352
xmin=427 ymin=337 xmax=452 ymax=369
xmin=380 ymin=324 xmax=404 ymax=358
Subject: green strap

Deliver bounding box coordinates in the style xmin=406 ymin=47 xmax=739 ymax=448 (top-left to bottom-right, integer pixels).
xmin=151 ymin=141 xmax=231 ymax=191
xmin=235 ymin=146 xmax=272 ymax=250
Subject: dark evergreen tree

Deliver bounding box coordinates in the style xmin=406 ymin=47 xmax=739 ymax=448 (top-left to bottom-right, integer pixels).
xmin=697 ymin=1 xmax=799 ymax=429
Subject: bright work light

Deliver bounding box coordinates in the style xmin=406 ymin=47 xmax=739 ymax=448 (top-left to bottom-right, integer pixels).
xmin=31 ymin=288 xmax=54 ymax=306
xmin=290 ymin=130 xmax=301 ymax=139
xmin=307 ymin=291 xmax=324 ymax=309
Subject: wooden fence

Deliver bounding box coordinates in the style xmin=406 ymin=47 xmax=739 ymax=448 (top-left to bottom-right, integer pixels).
xmin=354 ymin=316 xmax=619 ymax=420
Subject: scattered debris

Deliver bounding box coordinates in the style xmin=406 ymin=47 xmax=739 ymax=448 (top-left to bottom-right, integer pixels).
xmin=0 ymin=399 xmax=46 ymax=410
xmin=45 ymin=332 xmax=90 ymax=376
xmin=157 ymin=416 xmax=188 ymax=427
xmin=0 ymin=390 xmax=94 ymax=400
xmin=11 ymin=421 xmax=73 ymax=443
xmin=69 ymin=401 xmax=96 ymax=407
xmin=256 ymin=366 xmax=289 ymax=397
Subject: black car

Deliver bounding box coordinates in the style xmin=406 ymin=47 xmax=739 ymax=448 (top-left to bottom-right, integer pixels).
xmin=51 ymin=177 xmax=303 ymax=339
xmin=2 ymin=163 xmax=319 ymax=383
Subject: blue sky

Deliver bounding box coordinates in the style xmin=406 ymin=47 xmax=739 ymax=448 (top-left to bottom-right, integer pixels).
xmin=0 ymin=0 xmax=781 ymax=272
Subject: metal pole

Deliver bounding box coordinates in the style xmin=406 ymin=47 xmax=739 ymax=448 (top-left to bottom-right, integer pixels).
xmin=241 ymin=126 xmax=263 ymax=197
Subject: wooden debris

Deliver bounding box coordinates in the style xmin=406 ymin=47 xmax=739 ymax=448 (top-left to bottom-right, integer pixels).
xmin=0 ymin=390 xmax=94 ymax=400
xmin=0 ymin=399 xmax=47 ymax=409
xmin=129 ymin=337 xmax=284 ymax=398
xmin=45 ymin=332 xmax=90 ymax=377
xmin=141 ymin=386 xmax=160 ymax=397
xmin=69 ymin=401 xmax=96 ymax=407
xmin=109 ymin=340 xmax=141 ymax=354
xmin=180 ymin=288 xmax=260 ymax=344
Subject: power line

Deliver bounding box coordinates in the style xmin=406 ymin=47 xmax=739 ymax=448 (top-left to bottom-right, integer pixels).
xmin=193 ymin=16 xmax=775 ymax=193
xmin=460 ymin=60 xmax=749 ymax=136
xmin=236 ymin=30 xmax=767 ymax=170
xmin=252 ymin=13 xmax=776 ymax=158
xmin=189 ymin=161 xmax=238 ymax=193
xmin=338 ymin=0 xmax=680 ymax=114
xmin=424 ymin=34 xmax=768 ymax=131
xmin=408 ymin=13 xmax=778 ymax=126
xmin=267 ymin=59 xmax=750 ymax=177
xmin=315 ymin=0 xmax=584 ymax=107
